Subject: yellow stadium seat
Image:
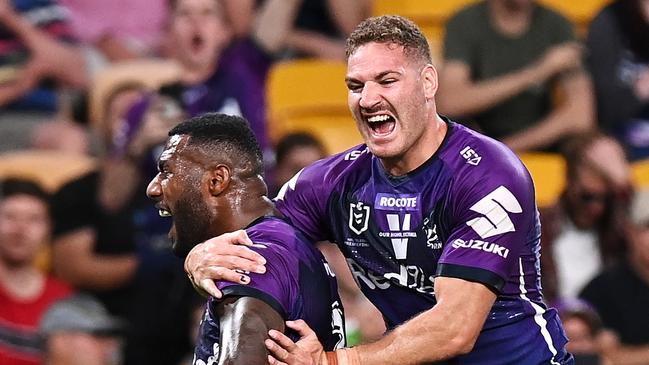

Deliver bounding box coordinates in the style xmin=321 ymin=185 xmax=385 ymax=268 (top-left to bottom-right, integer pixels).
xmin=538 ymin=0 xmax=610 ymax=35
xmin=0 ymin=150 xmax=97 ymax=272
xmin=518 ymin=152 xmax=566 ymax=207
xmin=89 ymin=59 xmax=182 ymax=127
xmin=632 ymin=158 xmax=649 ymax=189
xmin=267 ymin=59 xmax=362 ymax=154
xmin=0 ymin=150 xmax=96 ymax=192
xmin=371 ymin=0 xmax=479 ymax=62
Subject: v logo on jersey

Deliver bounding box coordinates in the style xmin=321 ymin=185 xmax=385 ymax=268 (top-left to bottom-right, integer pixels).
xmin=466 ymin=186 xmax=522 ymax=239
xmin=387 ymin=213 xmax=411 ymax=259
xmin=349 ymin=202 xmax=370 ymax=235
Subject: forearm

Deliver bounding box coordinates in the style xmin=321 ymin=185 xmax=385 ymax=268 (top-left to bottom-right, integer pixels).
xmin=607 ymin=344 xmax=649 ymax=365
xmin=286 ymin=31 xmax=345 ymax=60
xmin=52 ymin=230 xmax=137 ymax=290
xmin=326 ymin=0 xmax=369 ymax=35
xmin=222 ymin=0 xmax=257 ymax=38
xmin=438 ymin=64 xmax=546 ymax=117
xmin=2 ymin=13 xmax=86 ymax=86
xmin=351 ymin=305 xmax=470 ymax=365
xmin=504 ymin=73 xmax=594 ymax=151
xmin=252 ymin=0 xmax=302 ymax=54
xmin=98 ymin=158 xmax=142 ymax=212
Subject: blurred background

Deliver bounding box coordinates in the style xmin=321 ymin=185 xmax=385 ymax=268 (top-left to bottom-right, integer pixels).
xmin=0 ymin=0 xmax=647 ymax=364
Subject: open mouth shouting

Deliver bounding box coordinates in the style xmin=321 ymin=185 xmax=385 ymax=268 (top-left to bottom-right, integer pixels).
xmin=156 ymin=203 xmax=173 ymax=218
xmin=363 ymin=111 xmax=397 ymax=140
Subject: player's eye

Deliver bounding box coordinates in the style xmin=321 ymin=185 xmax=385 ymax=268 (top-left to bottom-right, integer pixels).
xmin=380 ymin=78 xmax=396 ymax=85
xmin=346 ymin=82 xmax=363 ymax=93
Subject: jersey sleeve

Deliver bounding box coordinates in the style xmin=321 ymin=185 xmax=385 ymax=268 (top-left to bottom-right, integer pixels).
xmin=216 ymin=236 xmax=299 ymax=319
xmin=437 ymin=150 xmax=536 ymax=293
xmin=274 ymin=160 xmax=335 ymax=243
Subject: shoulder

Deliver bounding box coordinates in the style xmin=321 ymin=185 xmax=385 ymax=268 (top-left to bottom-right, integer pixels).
xmin=448 ymin=1 xmax=488 ymax=25
xmin=439 ymin=123 xmax=535 ymax=217
xmin=588 ymin=3 xmax=619 ymax=33
xmin=534 ymin=4 xmax=574 ymax=29
xmin=43 ymin=276 xmax=74 ymax=299
xmin=277 ymin=144 xmax=370 ymax=198
xmin=440 ymin=122 xmax=533 ymax=191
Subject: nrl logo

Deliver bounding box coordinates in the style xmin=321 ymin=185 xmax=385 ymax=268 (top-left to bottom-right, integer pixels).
xmin=349 ymin=202 xmax=370 ymax=235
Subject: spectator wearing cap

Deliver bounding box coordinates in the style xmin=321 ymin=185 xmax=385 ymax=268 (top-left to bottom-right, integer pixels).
xmin=580 ymin=188 xmax=649 ymax=364
xmin=40 ymin=294 xmax=125 ymax=365
xmin=0 ymin=178 xmax=72 ymax=365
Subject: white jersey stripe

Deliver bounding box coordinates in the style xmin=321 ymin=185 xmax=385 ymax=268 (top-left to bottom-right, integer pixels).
xmin=518 ymin=258 xmax=560 ymax=365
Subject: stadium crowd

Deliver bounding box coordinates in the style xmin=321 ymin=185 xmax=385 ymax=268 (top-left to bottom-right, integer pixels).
xmin=0 ymin=0 xmax=647 ymax=364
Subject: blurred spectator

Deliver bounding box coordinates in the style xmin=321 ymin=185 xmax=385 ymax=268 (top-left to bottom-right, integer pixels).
xmin=0 ymin=0 xmax=86 ymax=109
xmin=155 ymin=0 xmax=271 ymax=154
xmin=272 ymin=131 xmax=327 ymax=195
xmin=58 ymin=0 xmax=169 ymax=74
xmin=438 ymin=0 xmax=594 ymax=152
xmin=540 ymin=133 xmax=631 ymax=302
xmin=40 ymin=294 xmax=125 ymax=365
xmin=221 ymin=0 xmax=370 ymax=60
xmin=556 ymin=298 xmax=612 ymax=365
xmin=0 ymin=178 xmax=72 ymax=365
xmin=50 ymin=87 xmax=199 ymax=365
xmin=580 ymin=188 xmax=649 ymax=364
xmin=0 ymin=0 xmax=87 ymax=151
xmin=586 ymin=0 xmax=649 ymax=161
xmin=29 ymin=119 xmax=91 ymax=155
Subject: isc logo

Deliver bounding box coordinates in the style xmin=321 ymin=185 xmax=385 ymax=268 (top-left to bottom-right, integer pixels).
xmin=460 ymin=146 xmax=482 ymax=166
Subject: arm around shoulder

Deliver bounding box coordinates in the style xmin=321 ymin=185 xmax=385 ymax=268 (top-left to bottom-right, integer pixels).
xmin=350 ymin=277 xmax=496 ymax=365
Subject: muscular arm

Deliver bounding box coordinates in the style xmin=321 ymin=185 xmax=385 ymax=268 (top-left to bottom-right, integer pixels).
xmin=503 ymin=71 xmax=594 ymax=152
xmin=217 ymin=296 xmax=285 ymax=365
xmin=353 ymin=277 xmax=496 ymax=364
xmin=51 ymin=228 xmax=137 ymax=290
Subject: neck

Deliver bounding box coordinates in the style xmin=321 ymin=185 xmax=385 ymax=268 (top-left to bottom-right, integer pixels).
xmin=382 ymin=114 xmax=448 ymax=176
xmin=214 ymin=178 xmax=276 ymax=235
xmin=0 ymin=261 xmax=44 ymax=300
xmin=489 ymin=0 xmax=533 ymax=36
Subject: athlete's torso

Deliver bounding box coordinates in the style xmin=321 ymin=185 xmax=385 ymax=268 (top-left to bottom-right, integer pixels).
xmin=276 ymin=121 xmax=572 ymax=364
xmin=193 ymin=217 xmax=345 ymax=365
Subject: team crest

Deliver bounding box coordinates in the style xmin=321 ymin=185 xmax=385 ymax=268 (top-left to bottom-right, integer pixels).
xmin=349 ymin=202 xmax=370 ymax=235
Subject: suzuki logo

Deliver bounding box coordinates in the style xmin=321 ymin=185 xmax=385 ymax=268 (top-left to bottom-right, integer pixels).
xmin=349 ymin=202 xmax=370 ymax=235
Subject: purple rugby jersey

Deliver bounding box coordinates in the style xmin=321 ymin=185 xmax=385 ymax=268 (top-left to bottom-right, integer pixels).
xmin=275 ymin=119 xmax=573 ymax=364
xmin=193 ymin=217 xmax=345 ymax=365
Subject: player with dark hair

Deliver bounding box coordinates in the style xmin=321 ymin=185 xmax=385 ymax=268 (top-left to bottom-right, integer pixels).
xmin=186 ymin=16 xmax=573 ymax=364
xmin=146 ymin=113 xmax=345 ymax=365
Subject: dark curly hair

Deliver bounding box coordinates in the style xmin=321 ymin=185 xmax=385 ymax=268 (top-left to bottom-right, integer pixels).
xmin=345 ymin=15 xmax=432 ymax=64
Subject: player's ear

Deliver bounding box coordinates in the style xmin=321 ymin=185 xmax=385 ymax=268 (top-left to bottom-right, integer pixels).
xmin=421 ymin=64 xmax=438 ymax=99
xmin=207 ymin=164 xmax=231 ymax=196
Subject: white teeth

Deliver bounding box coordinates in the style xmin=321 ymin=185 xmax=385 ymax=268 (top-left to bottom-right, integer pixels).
xmin=367 ymin=115 xmax=391 ymax=123
xmin=159 ymin=209 xmax=172 ymax=217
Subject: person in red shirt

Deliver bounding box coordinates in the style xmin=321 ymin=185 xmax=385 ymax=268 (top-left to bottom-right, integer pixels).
xmin=0 ymin=178 xmax=72 ymax=365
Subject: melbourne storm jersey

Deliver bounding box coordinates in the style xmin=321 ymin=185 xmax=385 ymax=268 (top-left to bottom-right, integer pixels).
xmin=193 ymin=217 xmax=345 ymax=365
xmin=275 ymin=121 xmax=572 ymax=364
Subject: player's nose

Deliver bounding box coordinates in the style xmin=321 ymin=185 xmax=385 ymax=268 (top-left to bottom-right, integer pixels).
xmin=146 ymin=174 xmax=162 ymax=200
xmin=359 ymin=81 xmax=381 ymax=110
